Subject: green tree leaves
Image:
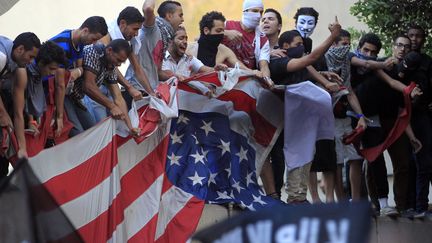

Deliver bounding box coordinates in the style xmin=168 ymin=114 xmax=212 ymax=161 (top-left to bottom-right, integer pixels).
xmin=350 ymin=0 xmax=432 ymax=55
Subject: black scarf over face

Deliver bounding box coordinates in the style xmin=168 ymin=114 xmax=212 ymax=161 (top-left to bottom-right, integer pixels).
xmin=197 ymin=34 xmax=224 ymax=67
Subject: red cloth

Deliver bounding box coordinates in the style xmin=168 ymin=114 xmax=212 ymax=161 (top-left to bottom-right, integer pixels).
xmin=343 ymin=126 xmax=365 ymax=145
xmin=134 ymin=82 xmax=172 ymax=144
xmin=222 ymin=21 xmax=268 ymax=69
xmin=24 ymin=73 xmax=73 ymax=157
xmin=360 ymin=82 xmax=416 ymax=162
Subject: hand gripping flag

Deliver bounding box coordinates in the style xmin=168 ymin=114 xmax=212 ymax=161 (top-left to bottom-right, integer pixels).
xmin=24 ymin=81 xmax=184 ymax=242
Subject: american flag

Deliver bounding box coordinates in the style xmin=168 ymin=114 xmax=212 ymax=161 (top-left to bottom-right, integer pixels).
xmin=21 ymin=72 xmax=283 ymax=242
xmin=167 ymin=75 xmax=284 ymax=209
xmin=26 ymin=83 xmax=180 ymax=242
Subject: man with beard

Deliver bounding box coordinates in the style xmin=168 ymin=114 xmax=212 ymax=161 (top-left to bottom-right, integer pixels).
xmin=125 ymin=0 xmax=184 ymax=97
xmin=50 ymin=16 xmax=108 ymax=136
xmin=162 ymin=27 xmax=226 ymax=97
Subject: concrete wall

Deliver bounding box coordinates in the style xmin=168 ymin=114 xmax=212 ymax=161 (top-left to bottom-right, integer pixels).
xmin=0 ymin=0 xmax=368 ymax=44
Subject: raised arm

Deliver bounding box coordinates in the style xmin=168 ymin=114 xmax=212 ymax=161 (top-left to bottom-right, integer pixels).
xmin=143 ymin=0 xmax=157 ymax=27
xmin=287 ymin=17 xmax=341 ymax=72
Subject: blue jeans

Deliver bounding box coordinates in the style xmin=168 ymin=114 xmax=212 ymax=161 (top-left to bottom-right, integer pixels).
xmin=64 ymin=95 xmax=96 ymax=137
xmin=83 ymin=85 xmax=112 ymax=123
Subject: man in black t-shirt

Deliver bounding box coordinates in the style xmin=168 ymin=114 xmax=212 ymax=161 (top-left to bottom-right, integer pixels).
xmin=406 ymin=24 xmax=432 ymax=218
xmin=349 ymin=33 xmax=398 ymax=216
xmin=379 ymin=34 xmax=423 ymax=216
xmin=269 ymin=22 xmax=341 ymax=203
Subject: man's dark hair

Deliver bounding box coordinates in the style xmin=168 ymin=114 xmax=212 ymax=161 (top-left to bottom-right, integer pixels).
xmin=393 ymin=33 xmax=410 ymax=43
xmin=264 ymin=8 xmax=282 ymax=25
xmin=407 ymin=23 xmax=427 ymax=37
xmin=293 ymin=7 xmax=319 ymax=24
xmin=35 ymin=41 xmax=67 ymax=66
xmin=107 ymin=39 xmax=132 ymax=56
xmin=117 ymin=6 xmax=145 ymax=25
xmin=157 ymin=1 xmax=181 ymax=18
xmin=199 ymin=11 xmax=226 ymax=35
xmin=80 ymin=16 xmax=108 ymax=36
xmin=12 ymin=32 xmax=41 ymax=51
xmin=335 ymin=29 xmax=351 ymax=43
xmin=278 ymin=30 xmax=301 ymax=47
xmin=358 ymin=33 xmax=382 ymax=52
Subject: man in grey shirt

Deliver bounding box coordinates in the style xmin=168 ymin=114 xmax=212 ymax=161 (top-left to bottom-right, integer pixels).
xmin=124 ymin=0 xmax=184 ymax=104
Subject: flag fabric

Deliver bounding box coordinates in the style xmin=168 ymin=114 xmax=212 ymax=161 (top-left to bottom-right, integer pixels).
xmin=0 ymin=159 xmax=83 ymax=243
xmin=282 ymin=81 xmax=335 ymax=171
xmin=165 ymin=70 xmax=284 ymax=212
xmin=5 ymin=69 xmax=283 ymax=242
xmin=359 ymin=82 xmax=415 ymax=162
xmin=26 ymin=82 xmax=180 ymax=242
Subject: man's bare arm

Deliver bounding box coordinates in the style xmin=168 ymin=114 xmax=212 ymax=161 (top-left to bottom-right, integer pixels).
xmin=13 ymin=68 xmax=29 ymax=158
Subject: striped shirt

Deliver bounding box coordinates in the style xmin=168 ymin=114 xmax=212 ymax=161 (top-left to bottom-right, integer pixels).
xmin=50 ymin=30 xmax=84 ymax=69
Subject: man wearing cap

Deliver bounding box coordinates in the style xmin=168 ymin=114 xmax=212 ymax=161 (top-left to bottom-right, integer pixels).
xmin=223 ymin=0 xmax=273 ymax=88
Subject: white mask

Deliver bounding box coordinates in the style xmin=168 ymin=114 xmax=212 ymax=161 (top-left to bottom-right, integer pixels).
xmin=242 ymin=12 xmax=261 ymax=29
xmin=296 ymin=15 xmax=316 ymax=38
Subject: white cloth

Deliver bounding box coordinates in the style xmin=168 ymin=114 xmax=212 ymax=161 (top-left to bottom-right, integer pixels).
xmin=283 ymin=81 xmax=335 ymax=171
xmin=161 ymin=51 xmax=211 ymax=95
xmin=108 ymin=20 xmax=141 ymax=55
xmin=0 ymin=51 xmax=6 ymax=73
xmin=254 ymin=27 xmax=270 ymax=64
xmin=242 ymin=0 xmax=263 ymax=11
xmin=162 ymin=51 xmax=204 ymax=77
xmin=335 ymin=118 xmax=362 ymax=164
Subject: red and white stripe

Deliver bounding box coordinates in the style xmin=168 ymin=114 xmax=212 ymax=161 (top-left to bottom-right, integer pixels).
xmin=26 ymin=74 xmax=283 ymax=242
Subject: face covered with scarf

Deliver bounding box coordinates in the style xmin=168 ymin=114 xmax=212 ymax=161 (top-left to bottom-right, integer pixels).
xmin=241 ymin=0 xmax=264 ymax=29
xmin=281 ymin=34 xmax=305 ymax=58
xmin=197 ymin=18 xmax=225 ymax=67
xmin=325 ymin=45 xmax=351 ymax=83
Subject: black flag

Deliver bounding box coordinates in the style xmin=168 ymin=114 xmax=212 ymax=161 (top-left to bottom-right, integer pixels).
xmin=193 ymin=201 xmax=371 ymax=243
xmin=0 ymin=159 xmax=83 ymax=242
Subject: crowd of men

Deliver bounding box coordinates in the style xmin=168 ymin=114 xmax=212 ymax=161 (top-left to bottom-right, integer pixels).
xmin=0 ymin=0 xmax=431 ymax=219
